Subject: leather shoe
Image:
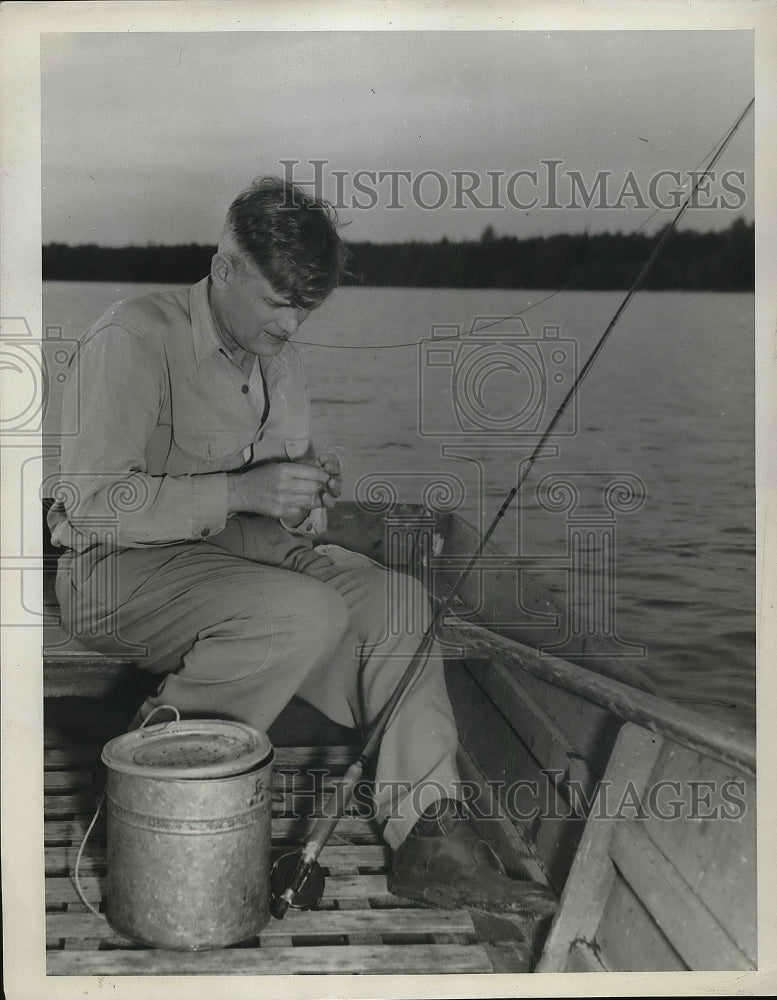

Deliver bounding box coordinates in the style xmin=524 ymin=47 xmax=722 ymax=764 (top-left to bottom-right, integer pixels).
xmin=388 ymin=820 xmax=557 ymax=917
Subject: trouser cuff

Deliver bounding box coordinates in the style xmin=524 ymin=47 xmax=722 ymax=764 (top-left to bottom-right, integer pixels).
xmin=381 ymin=777 xmax=464 ymax=850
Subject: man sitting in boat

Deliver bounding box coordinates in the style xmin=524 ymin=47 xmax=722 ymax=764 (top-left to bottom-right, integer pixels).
xmin=48 ymin=176 xmax=555 ymax=917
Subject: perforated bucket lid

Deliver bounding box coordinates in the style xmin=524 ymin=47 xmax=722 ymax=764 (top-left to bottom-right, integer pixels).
xmin=101 ymin=720 xmax=273 ymax=780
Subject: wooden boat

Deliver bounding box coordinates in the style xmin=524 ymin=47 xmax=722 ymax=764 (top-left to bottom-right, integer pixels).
xmin=43 ymin=501 xmax=756 ymax=975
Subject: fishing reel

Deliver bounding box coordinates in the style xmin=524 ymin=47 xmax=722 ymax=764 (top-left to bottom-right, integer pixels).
xmin=269 ymin=851 xmax=326 ymax=919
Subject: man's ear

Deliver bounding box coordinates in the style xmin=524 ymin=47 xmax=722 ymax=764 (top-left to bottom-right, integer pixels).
xmin=210 ymin=252 xmax=231 ymax=289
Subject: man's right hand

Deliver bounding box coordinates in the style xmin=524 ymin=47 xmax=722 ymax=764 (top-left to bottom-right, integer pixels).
xmin=227 ymin=461 xmax=331 ymax=522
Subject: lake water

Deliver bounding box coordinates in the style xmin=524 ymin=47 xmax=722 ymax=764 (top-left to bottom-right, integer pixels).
xmin=42 ymin=282 xmax=756 ymax=727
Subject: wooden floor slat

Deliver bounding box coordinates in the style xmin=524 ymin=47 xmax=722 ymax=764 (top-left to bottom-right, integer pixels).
xmin=48 ymin=907 xmax=475 ymax=946
xmin=45 ymin=789 xmax=368 ymax=818
xmin=47 ymin=873 xmax=395 ymax=907
xmin=44 ymin=741 xmax=358 ymax=769
xmin=47 ymin=943 xmax=493 ymax=975
xmin=45 ymin=815 xmax=381 ymax=845
xmin=46 ymin=843 xmax=390 ymax=876
xmin=45 ymin=770 xmax=94 ymax=790
xmin=46 ymin=771 xmax=354 ymax=792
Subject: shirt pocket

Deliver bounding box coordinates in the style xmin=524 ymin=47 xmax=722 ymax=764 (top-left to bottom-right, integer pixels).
xmin=172 ymin=427 xmax=250 ymax=472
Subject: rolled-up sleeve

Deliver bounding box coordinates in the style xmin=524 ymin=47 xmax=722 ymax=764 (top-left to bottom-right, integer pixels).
xmin=55 ymin=324 xmax=228 ymax=548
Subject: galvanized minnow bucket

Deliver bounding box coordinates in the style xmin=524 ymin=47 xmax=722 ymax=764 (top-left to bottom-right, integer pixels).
xmin=101 ymin=715 xmax=274 ymax=950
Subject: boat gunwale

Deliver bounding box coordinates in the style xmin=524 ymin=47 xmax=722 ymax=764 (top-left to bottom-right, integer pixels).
xmin=433 ymin=509 xmax=755 ymax=777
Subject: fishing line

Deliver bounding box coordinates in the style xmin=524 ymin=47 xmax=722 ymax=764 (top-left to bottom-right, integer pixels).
xmin=295 ymin=101 xmax=753 ymax=350
xmin=270 ymin=96 xmax=754 ymax=916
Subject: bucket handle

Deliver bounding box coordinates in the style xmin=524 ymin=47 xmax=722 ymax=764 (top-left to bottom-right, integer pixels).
xmin=139 ymin=704 xmax=181 ymax=736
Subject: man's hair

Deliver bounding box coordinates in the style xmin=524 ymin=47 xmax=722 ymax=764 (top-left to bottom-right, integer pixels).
xmin=220 ymin=177 xmax=348 ymax=310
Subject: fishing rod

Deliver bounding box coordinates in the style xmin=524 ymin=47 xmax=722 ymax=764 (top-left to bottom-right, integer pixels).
xmin=269 ymin=96 xmax=755 ymax=918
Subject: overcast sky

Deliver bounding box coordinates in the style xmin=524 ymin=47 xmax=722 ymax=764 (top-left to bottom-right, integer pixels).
xmin=41 ymin=30 xmax=754 ymax=246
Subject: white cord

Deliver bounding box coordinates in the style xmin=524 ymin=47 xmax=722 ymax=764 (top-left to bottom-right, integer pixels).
xmin=72 ymin=790 xmax=105 ymax=917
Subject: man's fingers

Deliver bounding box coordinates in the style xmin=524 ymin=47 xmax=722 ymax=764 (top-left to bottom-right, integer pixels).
xmin=286 ymin=463 xmax=330 ymax=486
xmin=317 ymin=452 xmax=341 ymax=475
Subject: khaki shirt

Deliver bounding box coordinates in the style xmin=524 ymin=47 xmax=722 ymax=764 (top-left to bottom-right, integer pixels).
xmin=48 ymin=277 xmax=323 ymax=552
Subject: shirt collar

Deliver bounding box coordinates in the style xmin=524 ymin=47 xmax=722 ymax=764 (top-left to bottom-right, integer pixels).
xmin=188 ymin=274 xmax=292 ymax=383
xmin=189 ymin=276 xmax=230 ymax=367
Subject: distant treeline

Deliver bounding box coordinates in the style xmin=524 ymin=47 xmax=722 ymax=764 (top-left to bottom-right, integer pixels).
xmin=43 ymin=218 xmax=753 ymax=291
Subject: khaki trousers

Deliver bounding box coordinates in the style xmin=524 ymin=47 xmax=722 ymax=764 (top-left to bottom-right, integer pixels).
xmin=56 ymin=520 xmax=462 ymax=848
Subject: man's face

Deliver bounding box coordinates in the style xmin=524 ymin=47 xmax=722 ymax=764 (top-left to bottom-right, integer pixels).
xmin=212 ymin=258 xmax=311 ymax=358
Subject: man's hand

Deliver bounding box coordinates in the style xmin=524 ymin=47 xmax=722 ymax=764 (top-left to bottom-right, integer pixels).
xmin=227 ymin=461 xmax=331 ymax=523
xmin=316 ymin=451 xmax=343 ymax=510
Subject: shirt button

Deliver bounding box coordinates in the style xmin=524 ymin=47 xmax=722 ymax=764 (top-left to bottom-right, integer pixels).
xmin=200 ymin=527 xmax=210 ymax=537
xmin=241 ymin=384 xmax=249 ymax=394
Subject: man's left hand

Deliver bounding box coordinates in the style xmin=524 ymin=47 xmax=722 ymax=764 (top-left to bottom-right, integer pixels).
xmin=317 ymin=452 xmax=343 ymax=509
